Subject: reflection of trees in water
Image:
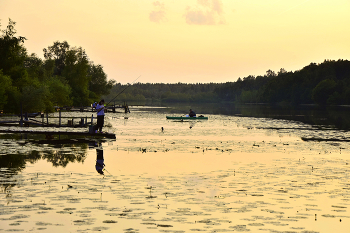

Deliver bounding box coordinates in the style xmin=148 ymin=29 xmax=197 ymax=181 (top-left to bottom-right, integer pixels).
xmin=41 ymin=143 xmax=88 ymax=167
xmin=42 ymin=147 xmax=87 ymax=167
xmin=26 ymin=150 xmax=42 ymax=164
xmin=0 ymin=151 xmax=42 ymax=172
xmin=0 ymin=144 xmax=87 ymax=192
xmin=0 ymin=153 xmax=27 ymax=171
xmin=0 ymin=151 xmax=40 ymax=194
xmin=0 ymin=153 xmax=30 ymax=194
xmin=0 ymin=143 xmax=87 ymax=172
xmin=0 ymin=144 xmax=87 ymax=194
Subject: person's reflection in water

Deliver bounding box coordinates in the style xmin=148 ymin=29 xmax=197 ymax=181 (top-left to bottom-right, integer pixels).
xmin=95 ymin=148 xmax=105 ymax=175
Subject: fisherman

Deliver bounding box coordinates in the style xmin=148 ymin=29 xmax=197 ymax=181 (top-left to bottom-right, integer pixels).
xmin=96 ymin=99 xmax=105 ymax=133
xmin=189 ymin=109 xmax=196 ymax=117
xmin=92 ymin=102 xmax=97 ymax=109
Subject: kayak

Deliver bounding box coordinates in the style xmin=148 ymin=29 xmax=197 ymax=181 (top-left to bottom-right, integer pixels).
xmin=166 ymin=116 xmax=208 ymax=120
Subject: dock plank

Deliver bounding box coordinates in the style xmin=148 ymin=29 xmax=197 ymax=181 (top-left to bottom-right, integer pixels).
xmin=0 ymin=129 xmax=116 ymax=139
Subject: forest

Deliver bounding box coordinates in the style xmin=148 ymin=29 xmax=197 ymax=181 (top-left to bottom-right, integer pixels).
xmin=214 ymin=60 xmax=350 ymax=106
xmin=104 ymin=59 xmax=350 ymax=106
xmin=0 ymin=19 xmax=114 ymax=113
xmin=2 ymin=19 xmax=350 ymax=114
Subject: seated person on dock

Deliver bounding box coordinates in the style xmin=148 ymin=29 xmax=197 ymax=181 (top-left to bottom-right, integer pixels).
xmin=96 ymin=99 xmax=105 ymax=133
xmin=189 ymin=109 xmax=196 ymax=117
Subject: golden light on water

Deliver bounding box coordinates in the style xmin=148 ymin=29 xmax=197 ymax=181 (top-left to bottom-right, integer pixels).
xmin=1 ymin=107 xmax=349 ymax=232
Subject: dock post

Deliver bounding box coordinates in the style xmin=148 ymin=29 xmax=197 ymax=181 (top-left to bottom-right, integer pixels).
xmin=59 ymin=111 xmax=61 ymax=127
xmin=25 ymin=113 xmax=28 ymax=127
xmin=20 ymin=103 xmax=23 ymax=127
xmin=91 ymin=114 xmax=93 ymax=125
xmin=85 ymin=116 xmax=87 ymax=126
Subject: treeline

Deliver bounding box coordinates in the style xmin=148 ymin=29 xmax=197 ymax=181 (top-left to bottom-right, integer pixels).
xmin=103 ymin=82 xmax=222 ymax=103
xmin=0 ymin=19 xmax=114 ymax=113
xmin=215 ymin=59 xmax=350 ymax=105
xmin=105 ymin=59 xmax=350 ymax=106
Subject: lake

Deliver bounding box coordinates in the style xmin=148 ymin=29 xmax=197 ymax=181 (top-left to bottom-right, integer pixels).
xmin=0 ymin=104 xmax=349 ymax=233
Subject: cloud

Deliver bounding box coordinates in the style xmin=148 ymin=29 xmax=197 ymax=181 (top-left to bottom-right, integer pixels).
xmin=149 ymin=10 xmax=166 ymax=23
xmin=211 ymin=0 xmax=224 ymax=15
xmin=184 ymin=8 xmax=215 ymax=25
xmin=149 ymin=1 xmax=167 ymax=23
xmin=153 ymin=1 xmax=165 ymax=9
xmin=184 ymin=0 xmax=225 ymax=25
xmin=197 ymin=0 xmax=210 ymax=7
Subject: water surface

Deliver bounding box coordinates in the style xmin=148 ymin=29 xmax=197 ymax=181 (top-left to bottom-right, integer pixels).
xmin=0 ymin=105 xmax=349 ymax=232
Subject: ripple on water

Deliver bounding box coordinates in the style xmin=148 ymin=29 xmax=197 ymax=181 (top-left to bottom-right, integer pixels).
xmin=229 ymin=225 xmax=250 ymax=231
xmin=103 ymin=219 xmax=118 ymax=223
xmin=2 ymin=111 xmax=350 ymax=232
xmin=73 ymin=218 xmax=95 ymax=226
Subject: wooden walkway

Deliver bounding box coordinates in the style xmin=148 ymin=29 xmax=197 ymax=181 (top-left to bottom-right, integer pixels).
xmin=58 ymin=103 xmax=129 ymax=113
xmin=0 ymin=107 xmax=121 ymax=141
xmin=0 ymin=129 xmax=116 ymax=139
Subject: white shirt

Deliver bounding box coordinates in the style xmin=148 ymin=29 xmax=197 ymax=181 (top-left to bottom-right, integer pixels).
xmin=96 ymin=104 xmax=105 ymax=116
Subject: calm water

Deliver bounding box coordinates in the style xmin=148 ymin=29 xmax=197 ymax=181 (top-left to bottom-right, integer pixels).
xmin=1 ymin=105 xmax=350 ymax=232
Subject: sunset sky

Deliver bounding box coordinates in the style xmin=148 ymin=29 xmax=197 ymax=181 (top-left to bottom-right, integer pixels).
xmin=1 ymin=0 xmax=349 ymax=84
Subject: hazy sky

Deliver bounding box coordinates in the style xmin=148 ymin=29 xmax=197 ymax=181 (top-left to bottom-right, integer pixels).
xmin=1 ymin=0 xmax=349 ymax=84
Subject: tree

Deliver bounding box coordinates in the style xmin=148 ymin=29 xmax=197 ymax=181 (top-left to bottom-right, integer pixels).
xmin=21 ymin=85 xmax=51 ymax=112
xmin=44 ymin=41 xmax=114 ymax=106
xmin=0 ymin=19 xmax=27 ymax=71
xmin=0 ymin=71 xmax=14 ymax=109
xmin=43 ymin=41 xmax=70 ymax=76
xmin=0 ymin=19 xmax=115 ymax=113
xmin=24 ymin=53 xmax=46 ymax=82
xmin=61 ymin=47 xmax=90 ymax=105
xmin=0 ymin=19 xmax=27 ymax=84
xmin=89 ymin=64 xmax=115 ymax=100
xmin=312 ymin=79 xmax=336 ymax=106
xmin=278 ymin=68 xmax=287 ymax=75
xmin=46 ymin=76 xmax=72 ymax=107
xmin=266 ymin=69 xmax=276 ymax=77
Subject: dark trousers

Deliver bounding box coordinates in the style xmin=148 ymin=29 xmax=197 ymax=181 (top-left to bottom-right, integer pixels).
xmin=97 ymin=115 xmax=104 ymax=132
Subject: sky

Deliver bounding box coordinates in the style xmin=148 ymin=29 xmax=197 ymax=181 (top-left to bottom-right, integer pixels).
xmin=1 ymin=0 xmax=349 ymax=84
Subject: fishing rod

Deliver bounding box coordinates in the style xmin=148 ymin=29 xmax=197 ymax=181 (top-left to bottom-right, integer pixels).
xmin=106 ymin=75 xmax=141 ymax=106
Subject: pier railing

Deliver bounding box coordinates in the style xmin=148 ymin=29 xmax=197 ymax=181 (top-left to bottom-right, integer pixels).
xmin=0 ymin=102 xmax=130 ymax=128
xmin=0 ymin=112 xmax=94 ymax=128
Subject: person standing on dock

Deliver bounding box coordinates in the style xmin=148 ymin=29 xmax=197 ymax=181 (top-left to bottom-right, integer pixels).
xmin=92 ymin=102 xmax=97 ymax=109
xmin=96 ymin=99 xmax=105 ymax=133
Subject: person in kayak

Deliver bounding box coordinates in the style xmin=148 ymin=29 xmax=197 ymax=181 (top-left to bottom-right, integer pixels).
xmin=189 ymin=109 xmax=196 ymax=117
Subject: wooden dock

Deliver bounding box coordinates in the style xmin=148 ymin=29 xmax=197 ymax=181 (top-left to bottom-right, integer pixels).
xmin=0 ymin=106 xmax=121 ymax=143
xmin=0 ymin=129 xmax=116 ymax=139
xmin=0 ymin=111 xmax=95 ymax=128
xmin=57 ymin=102 xmax=130 ymax=113
xmin=1 ymin=104 xmax=130 ymax=128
